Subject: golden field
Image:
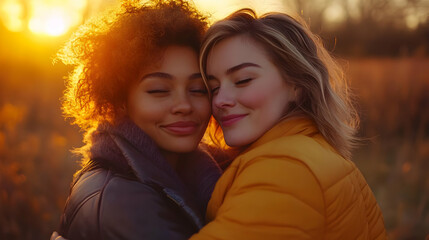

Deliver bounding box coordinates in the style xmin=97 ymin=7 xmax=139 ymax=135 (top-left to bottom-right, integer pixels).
xmin=346 ymin=58 xmax=429 ymax=239
xmin=0 ymin=34 xmax=428 ymax=239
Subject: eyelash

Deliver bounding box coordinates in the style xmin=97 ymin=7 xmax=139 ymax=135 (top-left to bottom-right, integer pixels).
xmin=210 ymin=87 xmax=219 ymax=94
xmin=147 ymin=89 xmax=208 ymax=96
xmin=236 ymin=78 xmax=253 ymax=85
xmin=147 ymin=90 xmax=169 ymax=94
xmin=190 ymin=89 xmax=208 ymax=94
xmin=209 ymin=78 xmax=253 ymax=94
xmin=211 ymin=78 xmax=253 ymax=93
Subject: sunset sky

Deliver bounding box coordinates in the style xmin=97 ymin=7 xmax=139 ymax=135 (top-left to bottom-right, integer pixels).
xmin=1 ymin=0 xmax=426 ymax=37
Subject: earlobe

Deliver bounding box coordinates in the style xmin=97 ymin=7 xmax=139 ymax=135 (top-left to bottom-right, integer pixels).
xmin=121 ymin=103 xmax=127 ymax=111
xmin=293 ymin=86 xmax=302 ymax=101
xmin=119 ymin=103 xmax=128 ymax=116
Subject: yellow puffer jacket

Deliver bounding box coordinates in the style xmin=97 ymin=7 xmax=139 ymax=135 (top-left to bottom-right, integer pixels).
xmin=191 ymin=118 xmax=386 ymax=240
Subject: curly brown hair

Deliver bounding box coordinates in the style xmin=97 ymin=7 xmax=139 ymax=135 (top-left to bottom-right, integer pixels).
xmin=57 ymin=0 xmax=208 ymax=131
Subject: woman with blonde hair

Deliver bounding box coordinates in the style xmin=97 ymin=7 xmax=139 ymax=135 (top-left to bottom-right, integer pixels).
xmin=190 ymin=8 xmax=387 ymax=240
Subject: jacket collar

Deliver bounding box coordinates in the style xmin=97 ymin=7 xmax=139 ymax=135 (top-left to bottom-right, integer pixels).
xmin=89 ymin=119 xmax=221 ymax=228
xmin=245 ymin=117 xmax=319 ymax=152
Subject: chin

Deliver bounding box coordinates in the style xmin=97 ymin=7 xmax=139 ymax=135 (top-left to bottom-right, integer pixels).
xmin=225 ymin=137 xmax=248 ymax=148
xmin=225 ymin=132 xmax=259 ymax=148
xmin=165 ymin=141 xmax=200 ymax=153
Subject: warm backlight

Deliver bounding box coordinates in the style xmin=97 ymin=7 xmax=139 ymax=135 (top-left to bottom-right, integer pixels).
xmin=0 ymin=0 xmax=87 ymax=36
xmin=0 ymin=0 xmax=25 ymax=32
xmin=195 ymin=0 xmax=287 ymax=22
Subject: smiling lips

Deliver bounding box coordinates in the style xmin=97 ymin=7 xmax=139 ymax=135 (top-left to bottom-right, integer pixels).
xmin=162 ymin=121 xmax=198 ymax=136
xmin=220 ymin=114 xmax=247 ymax=127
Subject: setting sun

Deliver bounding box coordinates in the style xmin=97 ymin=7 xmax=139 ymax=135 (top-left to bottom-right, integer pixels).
xmin=29 ymin=7 xmax=68 ymax=36
xmin=0 ymin=0 xmax=288 ymax=36
xmin=0 ymin=0 xmax=425 ymax=37
xmin=0 ymin=0 xmax=25 ymax=32
xmin=0 ymin=0 xmax=87 ymax=36
xmin=28 ymin=0 xmax=87 ymax=36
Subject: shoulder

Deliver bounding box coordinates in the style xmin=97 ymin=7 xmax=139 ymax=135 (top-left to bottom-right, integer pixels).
xmin=204 ymin=136 xmax=329 ymax=238
xmin=60 ymin=168 xmax=113 ymax=238
xmin=98 ymin=176 xmax=196 ymax=239
xmin=62 ymin=168 xmax=113 ymax=226
xmin=237 ymin=134 xmax=356 ymax=191
xmin=67 ymin=167 xmax=171 ymax=221
xmin=63 ymin=168 xmax=196 ymax=240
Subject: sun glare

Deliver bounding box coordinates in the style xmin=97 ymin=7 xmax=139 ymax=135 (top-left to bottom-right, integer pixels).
xmin=323 ymin=3 xmax=346 ymax=28
xmin=0 ymin=0 xmax=425 ymax=36
xmin=29 ymin=7 xmax=69 ymax=36
xmin=0 ymin=0 xmax=25 ymax=32
xmin=0 ymin=0 xmax=87 ymax=37
xmin=28 ymin=0 xmax=87 ymax=36
xmin=0 ymin=0 xmax=286 ymax=36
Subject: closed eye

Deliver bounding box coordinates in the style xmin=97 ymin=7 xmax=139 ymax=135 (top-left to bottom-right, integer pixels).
xmin=236 ymin=78 xmax=253 ymax=85
xmin=147 ymin=90 xmax=169 ymax=94
xmin=210 ymin=86 xmax=220 ymax=94
xmin=190 ymin=88 xmax=208 ymax=95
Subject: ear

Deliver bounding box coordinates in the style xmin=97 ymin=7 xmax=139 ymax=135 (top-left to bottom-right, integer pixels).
xmin=118 ymin=103 xmax=128 ymax=117
xmin=121 ymin=102 xmax=127 ymax=111
xmin=293 ymin=85 xmax=302 ymax=102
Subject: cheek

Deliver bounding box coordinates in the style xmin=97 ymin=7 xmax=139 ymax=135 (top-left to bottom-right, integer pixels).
xmin=239 ymin=85 xmax=272 ymax=108
xmin=128 ymin=94 xmax=164 ymax=124
xmin=211 ymin=99 xmax=221 ymax=120
xmin=130 ymin=105 xmax=162 ymax=126
xmin=194 ymin=98 xmax=211 ymax=120
xmin=242 ymin=76 xmax=290 ymax=109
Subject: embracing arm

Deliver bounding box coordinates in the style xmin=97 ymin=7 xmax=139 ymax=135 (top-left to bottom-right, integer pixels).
xmin=60 ymin=175 xmax=196 ymax=240
xmin=190 ymin=157 xmax=326 ymax=240
xmin=101 ymin=178 xmax=197 ymax=240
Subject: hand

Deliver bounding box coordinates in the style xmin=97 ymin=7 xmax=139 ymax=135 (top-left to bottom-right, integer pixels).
xmin=50 ymin=231 xmax=67 ymax=240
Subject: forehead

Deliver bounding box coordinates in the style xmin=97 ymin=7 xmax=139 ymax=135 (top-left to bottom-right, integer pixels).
xmin=139 ymin=46 xmax=199 ymax=75
xmin=158 ymin=46 xmax=198 ymax=68
xmin=206 ymin=35 xmax=269 ymax=74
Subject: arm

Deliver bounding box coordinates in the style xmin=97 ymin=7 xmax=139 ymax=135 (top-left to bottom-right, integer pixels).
xmin=102 ymin=178 xmax=197 ymax=240
xmin=65 ymin=176 xmax=196 ymax=240
xmin=190 ymin=157 xmax=326 ymax=240
xmin=357 ymin=169 xmax=387 ymax=239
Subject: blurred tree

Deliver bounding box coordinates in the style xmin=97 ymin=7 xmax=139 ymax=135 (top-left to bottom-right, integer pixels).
xmin=283 ymin=0 xmax=429 ymax=56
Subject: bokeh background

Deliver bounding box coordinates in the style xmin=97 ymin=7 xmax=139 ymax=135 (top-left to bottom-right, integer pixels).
xmin=0 ymin=0 xmax=428 ymax=239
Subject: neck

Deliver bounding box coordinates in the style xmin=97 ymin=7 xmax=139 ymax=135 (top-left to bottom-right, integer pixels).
xmin=160 ymin=150 xmax=180 ymax=170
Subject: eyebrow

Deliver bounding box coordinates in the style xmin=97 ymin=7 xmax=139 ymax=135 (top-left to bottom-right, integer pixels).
xmin=207 ymin=62 xmax=261 ymax=80
xmin=141 ymin=72 xmax=202 ymax=81
xmin=141 ymin=72 xmax=172 ymax=81
xmin=226 ymin=62 xmax=261 ymax=75
xmin=189 ymin=73 xmax=203 ymax=80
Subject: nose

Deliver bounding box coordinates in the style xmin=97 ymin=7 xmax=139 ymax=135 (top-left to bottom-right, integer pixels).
xmin=171 ymin=91 xmax=192 ymax=114
xmin=213 ymin=85 xmax=235 ymax=109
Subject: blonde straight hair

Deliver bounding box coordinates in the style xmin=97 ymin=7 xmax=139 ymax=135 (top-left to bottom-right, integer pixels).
xmin=200 ymin=9 xmax=359 ymax=159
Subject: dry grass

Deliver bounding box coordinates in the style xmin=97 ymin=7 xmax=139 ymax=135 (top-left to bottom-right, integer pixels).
xmin=345 ymin=58 xmax=429 ymax=239
xmin=0 ymin=57 xmax=427 ymax=239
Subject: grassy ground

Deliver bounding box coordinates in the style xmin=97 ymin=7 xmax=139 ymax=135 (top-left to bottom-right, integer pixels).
xmin=0 ymin=57 xmax=428 ymax=239
xmin=346 ymin=58 xmax=429 ymax=239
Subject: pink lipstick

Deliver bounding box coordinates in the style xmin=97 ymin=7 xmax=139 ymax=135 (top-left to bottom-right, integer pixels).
xmin=220 ymin=114 xmax=247 ymax=127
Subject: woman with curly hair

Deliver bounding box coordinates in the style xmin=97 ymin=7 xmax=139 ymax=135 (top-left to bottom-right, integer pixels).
xmin=51 ymin=0 xmax=221 ymax=239
xmin=189 ymin=9 xmax=386 ymax=240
